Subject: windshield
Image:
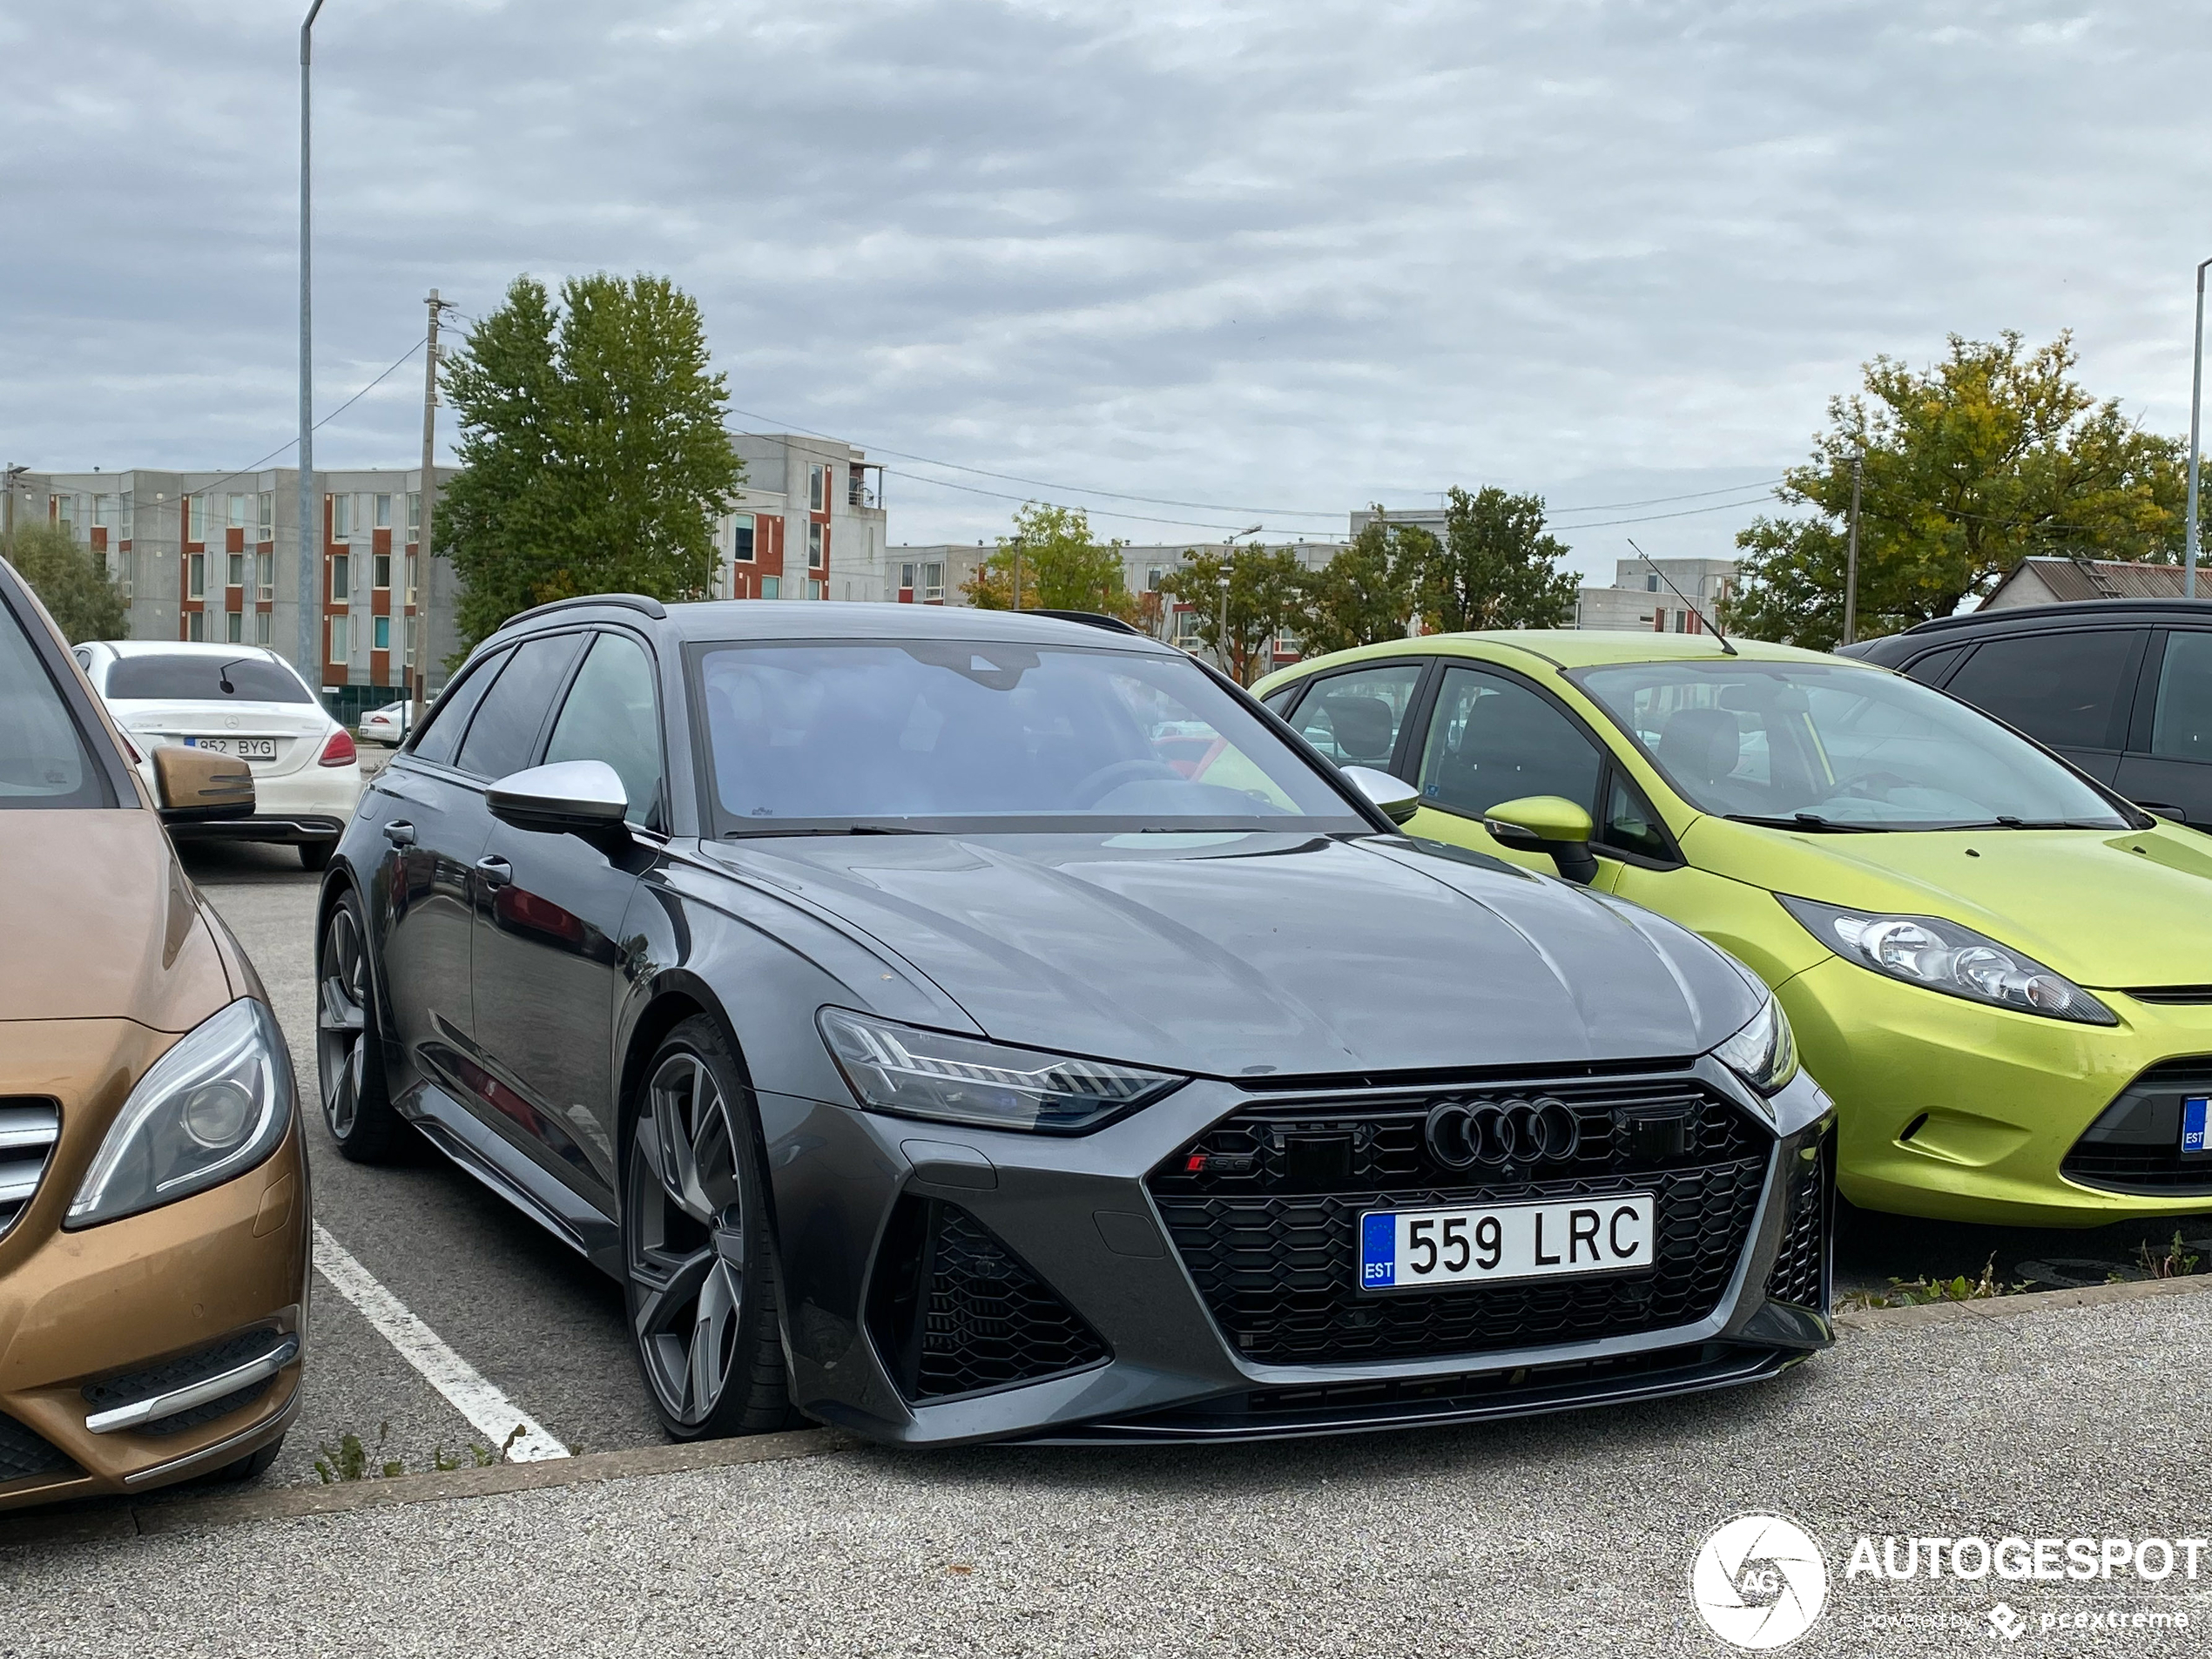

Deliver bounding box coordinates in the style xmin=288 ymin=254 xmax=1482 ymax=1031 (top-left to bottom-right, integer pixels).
xmin=105 ymin=653 xmax=314 ymax=704
xmin=695 ymin=639 xmax=1363 ymax=832
xmin=1576 ymin=659 xmax=2132 ymax=831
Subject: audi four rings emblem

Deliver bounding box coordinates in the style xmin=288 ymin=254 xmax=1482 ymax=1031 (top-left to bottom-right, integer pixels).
xmin=1425 ymin=1096 xmax=1581 ymax=1168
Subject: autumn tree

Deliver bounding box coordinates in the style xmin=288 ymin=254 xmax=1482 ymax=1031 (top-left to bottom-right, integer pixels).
xmin=9 ymin=523 xmax=127 ymax=643
xmin=1293 ymin=515 xmax=1429 ymax=658
xmin=1407 ymin=487 xmax=1578 ymax=632
xmin=439 ymin=273 xmax=743 ymax=657
xmin=1727 ymin=332 xmax=2195 ymax=649
xmin=1159 ymin=545 xmax=1306 ymax=685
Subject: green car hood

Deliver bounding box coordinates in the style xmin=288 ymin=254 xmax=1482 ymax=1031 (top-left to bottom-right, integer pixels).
xmin=1680 ymin=816 xmax=2212 ymax=990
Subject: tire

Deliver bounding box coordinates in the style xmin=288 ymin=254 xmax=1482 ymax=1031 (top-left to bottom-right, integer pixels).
xmin=623 ymin=1016 xmax=791 ymax=1440
xmin=317 ymin=888 xmax=407 ymax=1162
xmin=298 ymin=839 xmax=335 ymax=872
xmin=202 ymin=1433 xmax=285 ymax=1486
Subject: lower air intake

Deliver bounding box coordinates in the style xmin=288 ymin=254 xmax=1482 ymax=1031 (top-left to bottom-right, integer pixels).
xmin=0 ymin=1412 xmax=76 ymax=1485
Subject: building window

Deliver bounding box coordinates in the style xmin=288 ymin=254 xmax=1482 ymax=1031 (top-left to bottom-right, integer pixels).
xmin=374 ymin=552 xmax=391 ymax=590
xmin=259 ymin=490 xmax=274 ymax=541
xmin=254 ymin=610 xmax=271 ymax=644
xmin=1646 ymin=574 xmax=1660 ymax=592
xmin=405 ymin=616 xmax=420 ymax=655
xmin=1147 ymin=565 xmax=1164 ymax=591
xmin=332 ymin=494 xmax=353 ymax=541
xmin=118 ymin=551 xmax=134 ymax=600
xmin=226 ymin=610 xmax=244 ymax=643
xmin=332 ymin=553 xmax=349 ymax=601
xmin=120 ymin=491 xmax=134 ymax=543
xmin=187 ymin=553 xmax=206 ymax=599
xmin=187 ymin=494 xmax=206 ymax=544
xmin=899 ymin=562 xmax=916 ymax=598
xmin=761 ymin=575 xmax=780 ymax=599
xmin=227 ymin=493 xmax=249 ymax=531
xmin=808 ymin=464 xmax=825 ymax=511
xmin=374 ymin=493 xmax=392 ymax=529
xmin=258 ymin=552 xmax=273 ymax=600
xmin=809 ymin=578 xmax=825 ymax=601
xmin=94 ymin=495 xmax=116 ymax=534
xmin=329 ymin=614 xmax=351 ymax=664
xmin=731 ymin=514 xmax=755 ymax=562
xmin=408 ymin=491 xmax=421 ymax=537
xmin=373 ymin=615 xmax=391 ymax=651
xmin=405 ymin=553 xmax=417 ymax=604
xmin=227 ymin=552 xmax=245 ymax=589
xmin=188 ymin=610 xmax=206 ymax=642
xmin=807 ymin=522 xmax=824 ymax=570
xmin=924 ymin=562 xmax=944 ymax=603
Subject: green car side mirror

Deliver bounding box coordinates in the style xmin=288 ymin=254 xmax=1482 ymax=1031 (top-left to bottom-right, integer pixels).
xmin=1484 ymin=794 xmax=1598 ymax=886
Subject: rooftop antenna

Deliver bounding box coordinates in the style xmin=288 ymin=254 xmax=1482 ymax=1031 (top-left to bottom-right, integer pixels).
xmin=1630 ymin=538 xmax=1736 ymax=656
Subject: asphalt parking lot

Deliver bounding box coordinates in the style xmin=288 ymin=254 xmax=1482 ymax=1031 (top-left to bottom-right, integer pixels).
xmin=128 ymin=816 xmax=2212 ymax=1501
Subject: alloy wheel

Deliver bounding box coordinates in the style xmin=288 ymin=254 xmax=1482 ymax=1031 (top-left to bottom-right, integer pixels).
xmin=317 ymin=906 xmax=370 ymax=1140
xmin=628 ymin=1051 xmax=748 ymax=1428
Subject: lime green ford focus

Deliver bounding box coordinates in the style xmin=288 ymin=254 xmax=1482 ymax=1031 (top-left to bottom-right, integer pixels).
xmin=1254 ymin=632 xmax=2212 ymax=1227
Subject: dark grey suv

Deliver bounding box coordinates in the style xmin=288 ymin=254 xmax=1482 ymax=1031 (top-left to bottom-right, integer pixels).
xmin=317 ymin=596 xmax=1832 ymax=1445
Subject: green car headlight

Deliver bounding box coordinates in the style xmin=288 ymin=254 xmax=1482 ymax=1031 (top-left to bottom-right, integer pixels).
xmin=1778 ymin=896 xmax=2117 ymax=1026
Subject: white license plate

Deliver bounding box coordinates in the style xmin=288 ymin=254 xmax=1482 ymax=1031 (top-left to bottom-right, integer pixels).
xmin=186 ymin=737 xmax=276 ymax=759
xmin=1359 ymin=1193 xmax=1656 ymax=1291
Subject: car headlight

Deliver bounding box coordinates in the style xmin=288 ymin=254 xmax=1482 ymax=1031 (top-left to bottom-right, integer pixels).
xmin=1777 ymin=895 xmax=2117 ymax=1026
xmin=818 ymin=1008 xmax=1184 ymax=1134
xmin=67 ymin=999 xmax=294 ymax=1229
xmin=1711 ymin=996 xmax=1799 ymax=1098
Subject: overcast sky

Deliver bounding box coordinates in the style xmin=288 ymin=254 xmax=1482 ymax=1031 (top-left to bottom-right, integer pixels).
xmin=3 ymin=1 xmax=2207 ymax=578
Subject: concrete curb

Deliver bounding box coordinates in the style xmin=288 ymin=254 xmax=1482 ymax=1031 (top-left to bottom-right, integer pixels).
xmin=1835 ymin=1265 xmax=2212 ymax=1330
xmin=0 ymin=1426 xmax=857 ymax=1549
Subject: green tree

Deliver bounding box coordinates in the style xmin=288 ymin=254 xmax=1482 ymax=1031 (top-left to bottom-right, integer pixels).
xmin=961 ymin=502 xmax=1134 ymax=617
xmin=8 ymin=523 xmax=127 ymax=643
xmin=1727 ymin=331 xmax=2195 ymax=649
xmin=1408 ymin=486 xmax=1578 ymax=632
xmin=1159 ymin=545 xmax=1306 ymax=685
xmin=439 ymin=273 xmax=744 ymax=657
xmin=1293 ymin=514 xmax=1428 ymax=658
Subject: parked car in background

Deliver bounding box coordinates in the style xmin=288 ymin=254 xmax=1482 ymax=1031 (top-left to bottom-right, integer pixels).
xmin=75 ymin=640 xmax=362 ymax=868
xmin=1839 ymin=599 xmax=2212 ymax=831
xmin=0 ymin=558 xmax=307 ymax=1510
xmin=1257 ymin=631 xmax=2212 ymax=1229
xmin=359 ymin=701 xmax=413 ymax=745
xmin=319 ymin=597 xmax=1832 ymax=1447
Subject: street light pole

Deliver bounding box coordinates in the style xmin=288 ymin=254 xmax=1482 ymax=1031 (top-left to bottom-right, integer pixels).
xmin=1842 ymin=451 xmax=1863 ymax=646
xmin=296 ymin=0 xmax=327 ymax=688
xmin=2186 ymin=258 xmax=2210 ymax=601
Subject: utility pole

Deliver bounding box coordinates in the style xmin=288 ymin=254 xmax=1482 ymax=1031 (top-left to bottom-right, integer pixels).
xmin=2186 ymin=258 xmax=2210 ymax=600
xmin=412 ymin=289 xmax=451 ymax=733
xmin=295 ymin=0 xmax=327 ymax=686
xmin=1 ymin=464 xmax=24 ymax=557
xmin=1842 ymin=451 xmax=1864 ymax=646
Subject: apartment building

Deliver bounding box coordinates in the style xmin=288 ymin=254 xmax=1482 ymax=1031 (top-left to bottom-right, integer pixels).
xmin=1575 ymin=556 xmax=1737 ymax=633
xmin=716 ymin=434 xmax=890 ymax=604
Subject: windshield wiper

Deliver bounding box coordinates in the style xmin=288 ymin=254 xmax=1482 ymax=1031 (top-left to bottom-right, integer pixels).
xmin=1723 ymin=813 xmax=1886 ymax=833
xmin=723 ymin=824 xmax=927 ymax=838
xmin=1934 ymin=817 xmax=2119 ymax=831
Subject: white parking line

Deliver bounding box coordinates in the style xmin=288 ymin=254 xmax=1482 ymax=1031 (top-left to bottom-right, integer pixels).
xmin=311 ymin=1222 xmax=570 ymax=1463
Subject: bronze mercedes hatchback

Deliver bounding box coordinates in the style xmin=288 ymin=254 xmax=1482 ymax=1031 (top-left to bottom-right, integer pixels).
xmin=0 ymin=556 xmax=307 ymax=1509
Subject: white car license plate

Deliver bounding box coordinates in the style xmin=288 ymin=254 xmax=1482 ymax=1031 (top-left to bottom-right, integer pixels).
xmin=1359 ymin=1193 xmax=1655 ymax=1291
xmin=187 ymin=737 xmax=276 ymax=760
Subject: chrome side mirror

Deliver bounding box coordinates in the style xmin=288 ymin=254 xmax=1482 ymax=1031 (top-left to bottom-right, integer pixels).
xmin=486 ymin=759 xmax=629 ymax=838
xmin=1340 ymin=765 xmax=1421 ymax=826
xmin=152 ymin=746 xmax=255 ymax=822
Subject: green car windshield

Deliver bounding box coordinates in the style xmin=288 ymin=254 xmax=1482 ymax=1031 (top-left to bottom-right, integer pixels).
xmin=1576 ymin=659 xmax=2132 ymax=832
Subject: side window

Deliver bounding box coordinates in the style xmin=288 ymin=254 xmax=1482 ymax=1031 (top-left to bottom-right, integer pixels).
xmin=455 ymin=633 xmax=585 ymax=780
xmin=1601 ymin=772 xmax=1672 ymax=860
xmin=1944 ymin=631 xmax=2138 ymax=751
xmin=1290 ymin=664 xmax=1424 ymax=771
xmin=543 ymin=632 xmax=663 ymax=827
xmin=408 ymin=648 xmax=509 ymax=768
xmin=1900 ymin=645 xmax=1963 ymax=687
xmin=2151 ymin=632 xmax=2212 ymax=763
xmin=1417 ymin=666 xmax=1602 ymax=819
xmin=1260 ymin=685 xmax=1298 ymax=717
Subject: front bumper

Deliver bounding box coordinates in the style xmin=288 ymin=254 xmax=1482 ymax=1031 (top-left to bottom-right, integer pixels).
xmin=0 ymin=1020 xmax=309 ymax=1510
xmin=1779 ymin=957 xmax=2212 ymax=1226
xmin=760 ymin=1059 xmax=1832 ymax=1446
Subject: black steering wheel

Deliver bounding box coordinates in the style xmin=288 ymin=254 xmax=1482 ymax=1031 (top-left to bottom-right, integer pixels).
xmin=1072 ymin=759 xmax=1184 ymax=806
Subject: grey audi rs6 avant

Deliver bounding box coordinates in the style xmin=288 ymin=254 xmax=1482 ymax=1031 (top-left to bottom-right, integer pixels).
xmin=319 ymin=596 xmax=1834 ymax=1445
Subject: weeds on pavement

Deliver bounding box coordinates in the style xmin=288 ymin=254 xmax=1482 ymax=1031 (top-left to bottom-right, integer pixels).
xmin=1838 ymin=1255 xmax=2021 ymax=1310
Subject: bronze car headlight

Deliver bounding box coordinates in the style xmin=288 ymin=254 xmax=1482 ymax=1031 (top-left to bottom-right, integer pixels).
xmin=818 ymin=1007 xmax=1183 ymax=1133
xmin=66 ymin=998 xmax=295 ymax=1229
xmin=1777 ymin=895 xmax=2117 ymax=1026
xmin=1710 ymin=995 xmax=1799 ymax=1099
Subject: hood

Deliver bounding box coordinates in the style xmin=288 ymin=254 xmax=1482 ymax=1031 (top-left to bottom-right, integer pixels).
xmin=0 ymin=811 xmax=232 ymax=1031
xmin=1682 ymin=815 xmax=2212 ymax=988
xmin=703 ymin=832 xmax=1763 ymax=1077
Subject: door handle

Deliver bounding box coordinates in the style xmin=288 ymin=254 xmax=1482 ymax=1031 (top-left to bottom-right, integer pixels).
xmin=382 ymin=820 xmax=416 ymax=847
xmin=475 ymin=855 xmax=513 ymax=891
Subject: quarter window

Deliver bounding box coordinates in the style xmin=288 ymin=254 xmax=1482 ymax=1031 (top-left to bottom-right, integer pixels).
xmin=408 ymin=648 xmax=509 ymax=767
xmin=2151 ymin=632 xmax=2212 ymax=763
xmin=1944 ymin=630 xmax=2138 ymax=751
xmin=543 ymin=632 xmax=662 ymax=826
xmin=1417 ymin=666 xmax=1603 ymax=819
xmin=1288 ymin=664 xmax=1424 ymax=770
xmin=454 ymin=633 xmax=584 ymax=779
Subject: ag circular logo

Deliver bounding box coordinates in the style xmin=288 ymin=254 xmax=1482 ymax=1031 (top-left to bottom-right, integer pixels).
xmin=1689 ymin=1514 xmax=1828 ymax=1649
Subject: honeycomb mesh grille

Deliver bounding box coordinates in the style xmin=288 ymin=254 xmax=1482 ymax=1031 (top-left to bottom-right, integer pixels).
xmin=1764 ymin=1130 xmax=1832 ymax=1311
xmin=869 ymin=1199 xmax=1108 ymax=1402
xmin=0 ymin=1413 xmax=75 ymax=1485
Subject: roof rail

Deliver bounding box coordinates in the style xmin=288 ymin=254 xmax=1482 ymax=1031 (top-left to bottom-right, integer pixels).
xmin=1899 ymin=596 xmax=2212 ymax=635
xmin=498 ymin=592 xmax=670 ymax=631
xmin=1026 ymin=609 xmax=1144 ymax=637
